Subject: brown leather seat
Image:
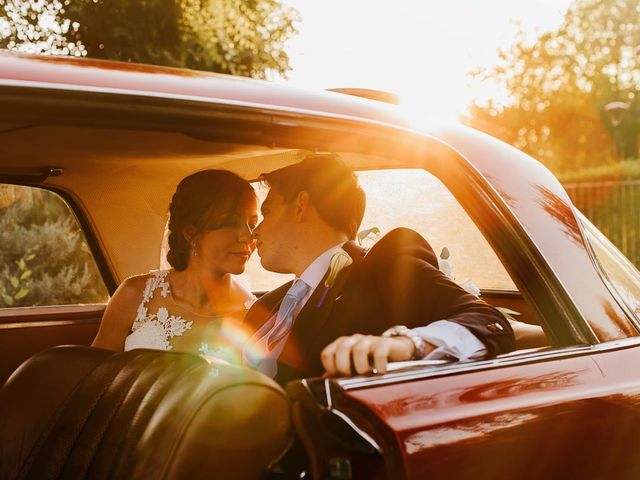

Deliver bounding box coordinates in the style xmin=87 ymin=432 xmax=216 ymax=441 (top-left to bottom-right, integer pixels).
xmin=0 ymin=346 xmax=292 ymax=480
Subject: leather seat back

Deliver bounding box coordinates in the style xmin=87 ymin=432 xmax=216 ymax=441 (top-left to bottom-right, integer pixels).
xmin=0 ymin=346 xmax=292 ymax=480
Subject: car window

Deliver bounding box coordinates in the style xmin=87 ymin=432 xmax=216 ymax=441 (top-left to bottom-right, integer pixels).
xmin=245 ymin=168 xmax=516 ymax=292
xmin=580 ymin=213 xmax=640 ymax=322
xmin=0 ymin=184 xmax=109 ymax=308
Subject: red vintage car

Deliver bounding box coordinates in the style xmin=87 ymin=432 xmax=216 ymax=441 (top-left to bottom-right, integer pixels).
xmin=1 ymin=51 xmax=640 ymax=479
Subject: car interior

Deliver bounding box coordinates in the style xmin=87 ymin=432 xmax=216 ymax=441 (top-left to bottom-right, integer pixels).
xmin=0 ymin=121 xmax=552 ymax=374
xmin=0 ymin=120 xmax=557 ymax=478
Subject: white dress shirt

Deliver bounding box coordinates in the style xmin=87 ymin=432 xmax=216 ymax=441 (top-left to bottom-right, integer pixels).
xmin=298 ymin=244 xmax=487 ymax=361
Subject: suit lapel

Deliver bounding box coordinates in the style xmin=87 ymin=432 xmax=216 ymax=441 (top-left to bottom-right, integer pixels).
xmin=243 ymin=280 xmax=292 ymax=333
xmin=288 ymin=241 xmax=367 ymax=351
xmin=248 ymin=242 xmax=368 ymax=376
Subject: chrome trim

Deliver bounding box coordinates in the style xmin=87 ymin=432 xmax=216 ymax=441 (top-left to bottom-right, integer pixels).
xmin=324 ymin=378 xmax=333 ymax=409
xmin=0 ymin=304 xmax=106 ymax=317
xmin=337 ymin=345 xmax=592 ymax=390
xmin=337 ymin=338 xmax=640 ymax=390
xmin=0 ymin=319 xmax=100 ymax=329
xmin=379 ymin=359 xmax=452 ymax=372
xmin=590 ymin=336 xmax=640 ymax=351
xmin=329 ymin=408 xmax=382 ymax=454
xmin=298 ymin=379 xmax=382 ymax=454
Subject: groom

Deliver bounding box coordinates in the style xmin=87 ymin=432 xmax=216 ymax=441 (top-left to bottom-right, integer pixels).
xmin=243 ymin=155 xmax=515 ymax=384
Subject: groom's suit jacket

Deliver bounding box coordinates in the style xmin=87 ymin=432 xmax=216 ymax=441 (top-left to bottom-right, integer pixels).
xmin=244 ymin=227 xmax=515 ymax=385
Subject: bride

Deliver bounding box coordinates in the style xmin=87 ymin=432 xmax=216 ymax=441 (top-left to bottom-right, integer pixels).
xmin=92 ymin=170 xmax=258 ymax=361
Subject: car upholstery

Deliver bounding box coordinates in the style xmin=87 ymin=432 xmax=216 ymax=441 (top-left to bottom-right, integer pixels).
xmin=0 ymin=346 xmax=292 ymax=479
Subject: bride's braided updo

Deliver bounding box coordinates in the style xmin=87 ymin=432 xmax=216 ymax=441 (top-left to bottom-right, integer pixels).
xmin=166 ymin=170 xmax=256 ymax=271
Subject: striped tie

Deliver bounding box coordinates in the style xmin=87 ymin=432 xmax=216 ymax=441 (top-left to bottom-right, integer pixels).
xmin=243 ymin=279 xmax=310 ymax=377
xmin=265 ymin=279 xmax=310 ymax=349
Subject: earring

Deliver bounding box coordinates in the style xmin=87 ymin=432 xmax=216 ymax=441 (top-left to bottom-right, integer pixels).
xmin=191 ymin=243 xmax=197 ymax=257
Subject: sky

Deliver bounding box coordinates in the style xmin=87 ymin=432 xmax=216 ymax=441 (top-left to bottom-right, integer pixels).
xmin=276 ymin=0 xmax=573 ymax=123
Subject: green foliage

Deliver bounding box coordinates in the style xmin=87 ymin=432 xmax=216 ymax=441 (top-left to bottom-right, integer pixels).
xmin=0 ymin=0 xmax=86 ymax=56
xmin=564 ymin=179 xmax=640 ymax=266
xmin=171 ymin=0 xmax=299 ymax=78
xmin=0 ymin=185 xmax=109 ymax=308
xmin=559 ymin=159 xmax=640 ymax=182
xmin=465 ymin=0 xmax=640 ymax=173
xmin=0 ymin=250 xmax=34 ymax=307
xmin=1 ymin=0 xmax=299 ymax=79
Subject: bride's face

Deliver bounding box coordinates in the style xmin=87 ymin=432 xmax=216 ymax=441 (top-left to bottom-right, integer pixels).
xmin=193 ymin=195 xmax=258 ymax=276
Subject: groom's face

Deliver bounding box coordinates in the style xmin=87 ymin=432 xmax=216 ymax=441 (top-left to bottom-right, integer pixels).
xmin=253 ymin=187 xmax=298 ymax=274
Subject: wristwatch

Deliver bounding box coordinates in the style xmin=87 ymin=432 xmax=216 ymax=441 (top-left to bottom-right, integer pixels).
xmin=381 ymin=325 xmax=427 ymax=360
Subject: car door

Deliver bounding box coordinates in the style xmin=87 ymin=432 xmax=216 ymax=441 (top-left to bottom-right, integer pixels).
xmin=288 ymin=341 xmax=640 ymax=479
xmin=0 ymin=183 xmax=110 ymax=384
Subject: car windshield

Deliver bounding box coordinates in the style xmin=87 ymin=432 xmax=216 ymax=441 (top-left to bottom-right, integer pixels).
xmin=580 ymin=211 xmax=640 ymax=323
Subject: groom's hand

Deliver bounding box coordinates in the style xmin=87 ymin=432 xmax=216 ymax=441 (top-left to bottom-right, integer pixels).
xmin=321 ymin=334 xmax=435 ymax=377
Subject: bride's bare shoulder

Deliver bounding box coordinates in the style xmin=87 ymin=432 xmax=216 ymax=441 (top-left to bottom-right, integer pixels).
xmin=116 ymin=273 xmax=151 ymax=297
xmin=117 ymin=270 xmax=170 ymax=297
xmin=93 ymin=272 xmax=163 ymax=350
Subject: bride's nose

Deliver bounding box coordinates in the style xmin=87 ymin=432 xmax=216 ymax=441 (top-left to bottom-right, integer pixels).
xmin=238 ymin=224 xmax=254 ymax=242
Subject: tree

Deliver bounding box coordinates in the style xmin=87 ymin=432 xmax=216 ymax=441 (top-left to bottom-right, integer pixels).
xmin=0 ymin=0 xmax=86 ymax=56
xmin=0 ymin=0 xmax=299 ymax=79
xmin=465 ymin=0 xmax=640 ymax=173
xmin=0 ymin=185 xmax=108 ymax=307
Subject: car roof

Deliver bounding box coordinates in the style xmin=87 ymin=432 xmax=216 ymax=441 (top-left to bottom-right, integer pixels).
xmin=0 ymin=51 xmax=408 ymax=128
xmin=0 ymin=51 xmax=635 ymax=343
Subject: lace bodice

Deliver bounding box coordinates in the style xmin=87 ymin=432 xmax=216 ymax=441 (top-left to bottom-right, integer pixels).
xmin=123 ymin=270 xmax=255 ymax=360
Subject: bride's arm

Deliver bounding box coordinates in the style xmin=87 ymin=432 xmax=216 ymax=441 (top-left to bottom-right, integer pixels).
xmin=92 ymin=276 xmax=146 ymax=351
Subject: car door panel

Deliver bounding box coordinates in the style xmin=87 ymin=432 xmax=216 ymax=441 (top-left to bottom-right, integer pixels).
xmin=329 ymin=353 xmax=639 ymax=479
xmin=0 ymin=305 xmax=104 ymax=385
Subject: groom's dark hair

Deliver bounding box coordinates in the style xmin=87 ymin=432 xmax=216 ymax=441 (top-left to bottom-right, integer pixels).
xmin=261 ymin=154 xmax=366 ymax=239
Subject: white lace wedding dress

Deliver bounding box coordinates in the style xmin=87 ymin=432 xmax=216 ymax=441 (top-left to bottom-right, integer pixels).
xmin=123 ymin=270 xmax=255 ymax=361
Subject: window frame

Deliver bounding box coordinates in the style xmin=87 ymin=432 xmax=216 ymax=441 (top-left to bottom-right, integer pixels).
xmin=0 ymin=180 xmax=115 ymax=311
xmin=0 ymin=84 xmax=599 ymax=348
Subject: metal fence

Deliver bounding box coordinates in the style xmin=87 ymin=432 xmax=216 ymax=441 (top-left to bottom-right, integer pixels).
xmin=564 ymin=180 xmax=640 ymax=267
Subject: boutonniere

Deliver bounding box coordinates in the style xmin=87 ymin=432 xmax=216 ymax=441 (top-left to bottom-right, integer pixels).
xmin=438 ymin=247 xmax=481 ymax=297
xmin=316 ymin=248 xmax=353 ymax=308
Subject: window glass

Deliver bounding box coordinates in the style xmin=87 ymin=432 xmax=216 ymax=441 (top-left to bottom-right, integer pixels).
xmin=0 ymin=184 xmax=109 ymax=308
xmin=580 ymin=213 xmax=640 ymax=320
xmin=244 ymin=168 xmax=516 ymax=292
xmin=358 ymin=169 xmax=515 ymax=291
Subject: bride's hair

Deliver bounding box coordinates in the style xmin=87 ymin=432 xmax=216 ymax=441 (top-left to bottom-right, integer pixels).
xmin=166 ymin=170 xmax=255 ymax=270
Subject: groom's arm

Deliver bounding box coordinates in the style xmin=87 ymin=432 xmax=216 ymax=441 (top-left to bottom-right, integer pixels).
xmin=320 ymin=323 xmax=486 ymax=377
xmin=321 ymin=228 xmax=515 ymax=376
